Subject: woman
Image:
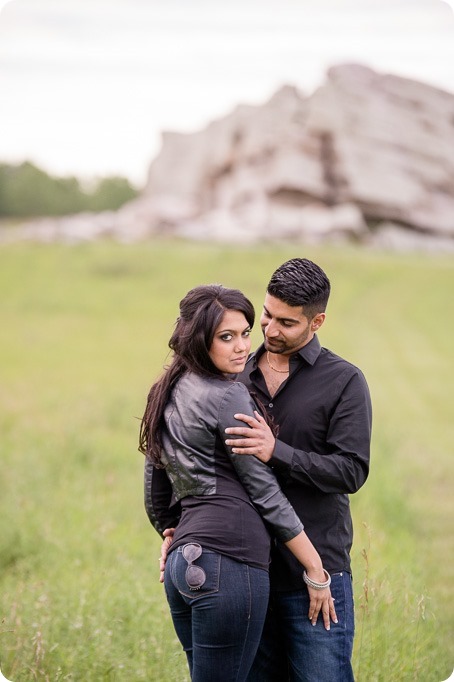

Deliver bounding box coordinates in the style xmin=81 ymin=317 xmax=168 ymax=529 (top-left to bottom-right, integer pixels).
xmin=139 ymin=285 xmax=336 ymax=682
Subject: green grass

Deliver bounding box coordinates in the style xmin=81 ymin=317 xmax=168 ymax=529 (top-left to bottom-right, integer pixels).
xmin=0 ymin=241 xmax=453 ymax=681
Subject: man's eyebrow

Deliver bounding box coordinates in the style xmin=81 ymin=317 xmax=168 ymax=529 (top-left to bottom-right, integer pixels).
xmin=263 ymin=305 xmax=299 ymax=324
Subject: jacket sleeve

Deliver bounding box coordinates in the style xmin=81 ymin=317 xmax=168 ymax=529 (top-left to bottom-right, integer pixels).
xmin=144 ymin=457 xmax=181 ymax=536
xmin=271 ymin=369 xmax=372 ymax=494
xmin=218 ymin=382 xmax=303 ymax=542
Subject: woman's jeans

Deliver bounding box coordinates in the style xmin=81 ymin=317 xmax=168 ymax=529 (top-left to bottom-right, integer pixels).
xmin=246 ymin=571 xmax=355 ymax=682
xmin=164 ymin=544 xmax=270 ymax=682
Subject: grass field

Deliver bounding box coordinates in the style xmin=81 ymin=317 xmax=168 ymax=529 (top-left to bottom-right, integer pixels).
xmin=0 ymin=240 xmax=453 ymax=681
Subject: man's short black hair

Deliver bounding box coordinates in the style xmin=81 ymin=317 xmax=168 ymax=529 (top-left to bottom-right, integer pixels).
xmin=267 ymin=258 xmax=331 ymax=319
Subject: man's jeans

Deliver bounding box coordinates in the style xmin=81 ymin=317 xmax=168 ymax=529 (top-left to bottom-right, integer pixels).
xmin=246 ymin=572 xmax=355 ymax=682
xmin=164 ymin=545 xmax=270 ymax=682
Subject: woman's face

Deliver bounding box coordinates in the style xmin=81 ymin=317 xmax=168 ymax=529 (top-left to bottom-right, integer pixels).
xmin=208 ymin=310 xmax=251 ymax=374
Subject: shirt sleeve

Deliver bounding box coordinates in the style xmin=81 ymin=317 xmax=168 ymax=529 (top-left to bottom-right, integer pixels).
xmin=218 ymin=382 xmax=304 ymax=542
xmin=144 ymin=456 xmax=181 ymax=536
xmin=271 ymin=369 xmax=372 ymax=494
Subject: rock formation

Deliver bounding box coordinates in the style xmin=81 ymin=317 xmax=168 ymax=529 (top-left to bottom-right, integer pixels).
xmin=3 ymin=63 xmax=454 ymax=250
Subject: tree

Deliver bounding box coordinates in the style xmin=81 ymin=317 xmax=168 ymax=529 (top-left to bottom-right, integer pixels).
xmin=0 ymin=162 xmax=138 ymax=218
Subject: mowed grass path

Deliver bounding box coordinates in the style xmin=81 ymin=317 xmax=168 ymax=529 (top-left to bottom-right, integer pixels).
xmin=0 ymin=241 xmax=453 ymax=681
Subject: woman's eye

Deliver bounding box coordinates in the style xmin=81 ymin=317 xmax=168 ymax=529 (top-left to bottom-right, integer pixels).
xmin=242 ymin=330 xmax=251 ymax=337
xmin=220 ymin=334 xmax=233 ymax=342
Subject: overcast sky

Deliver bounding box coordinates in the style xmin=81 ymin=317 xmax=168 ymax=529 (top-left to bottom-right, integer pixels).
xmin=0 ymin=0 xmax=453 ymax=186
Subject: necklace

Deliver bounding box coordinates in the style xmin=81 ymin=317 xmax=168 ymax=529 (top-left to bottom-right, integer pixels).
xmin=266 ymin=351 xmax=289 ymax=374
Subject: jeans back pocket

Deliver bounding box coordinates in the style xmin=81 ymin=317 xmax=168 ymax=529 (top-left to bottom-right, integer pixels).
xmin=170 ymin=545 xmax=221 ymax=599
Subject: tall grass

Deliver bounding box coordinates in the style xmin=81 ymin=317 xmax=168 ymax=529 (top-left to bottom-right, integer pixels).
xmin=0 ymin=241 xmax=453 ymax=681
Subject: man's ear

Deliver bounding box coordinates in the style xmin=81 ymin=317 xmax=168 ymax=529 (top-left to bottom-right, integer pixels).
xmin=311 ymin=313 xmax=326 ymax=332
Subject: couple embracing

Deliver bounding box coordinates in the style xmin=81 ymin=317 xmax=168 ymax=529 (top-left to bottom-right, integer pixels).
xmin=139 ymin=258 xmax=372 ymax=682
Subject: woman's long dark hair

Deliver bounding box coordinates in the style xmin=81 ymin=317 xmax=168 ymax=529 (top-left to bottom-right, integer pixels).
xmin=139 ymin=284 xmax=255 ymax=465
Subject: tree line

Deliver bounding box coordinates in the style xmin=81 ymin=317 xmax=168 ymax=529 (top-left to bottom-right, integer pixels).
xmin=0 ymin=161 xmax=139 ymax=218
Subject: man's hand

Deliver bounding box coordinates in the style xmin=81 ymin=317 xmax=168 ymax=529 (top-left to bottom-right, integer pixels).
xmin=224 ymin=411 xmax=275 ymax=463
xmin=159 ymin=527 xmax=174 ymax=583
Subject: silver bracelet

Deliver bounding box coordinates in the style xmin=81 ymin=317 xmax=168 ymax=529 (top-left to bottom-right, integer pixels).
xmin=302 ymin=568 xmax=331 ymax=590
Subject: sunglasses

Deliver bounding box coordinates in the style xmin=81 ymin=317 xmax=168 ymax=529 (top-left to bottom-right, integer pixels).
xmin=182 ymin=543 xmax=206 ymax=590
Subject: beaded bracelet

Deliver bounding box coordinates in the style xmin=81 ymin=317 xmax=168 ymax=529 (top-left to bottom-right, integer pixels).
xmin=302 ymin=568 xmax=331 ymax=590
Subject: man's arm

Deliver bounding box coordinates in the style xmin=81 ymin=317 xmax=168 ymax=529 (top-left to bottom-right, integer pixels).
xmin=159 ymin=528 xmax=175 ymax=583
xmin=225 ymin=371 xmax=372 ymax=495
xmin=144 ymin=457 xmax=181 ymax=535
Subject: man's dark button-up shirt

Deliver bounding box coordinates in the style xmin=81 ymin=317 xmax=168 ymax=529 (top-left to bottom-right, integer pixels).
xmin=239 ymin=335 xmax=372 ymax=589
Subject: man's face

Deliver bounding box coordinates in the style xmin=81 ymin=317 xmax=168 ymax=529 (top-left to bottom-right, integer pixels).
xmin=260 ymin=293 xmax=324 ymax=355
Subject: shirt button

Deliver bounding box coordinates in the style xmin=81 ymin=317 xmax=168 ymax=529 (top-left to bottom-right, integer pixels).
xmin=269 ymin=403 xmax=273 ymax=408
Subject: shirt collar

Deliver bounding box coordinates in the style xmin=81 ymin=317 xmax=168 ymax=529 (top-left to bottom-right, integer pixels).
xmin=296 ymin=334 xmax=321 ymax=365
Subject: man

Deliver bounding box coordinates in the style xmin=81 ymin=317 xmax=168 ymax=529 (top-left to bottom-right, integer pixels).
xmin=224 ymin=258 xmax=372 ymax=682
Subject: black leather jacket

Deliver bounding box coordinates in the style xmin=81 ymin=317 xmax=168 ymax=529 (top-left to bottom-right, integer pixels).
xmin=144 ymin=371 xmax=303 ymax=542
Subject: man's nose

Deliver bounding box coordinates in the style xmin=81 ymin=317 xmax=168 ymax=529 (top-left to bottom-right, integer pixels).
xmin=264 ymin=319 xmax=279 ymax=337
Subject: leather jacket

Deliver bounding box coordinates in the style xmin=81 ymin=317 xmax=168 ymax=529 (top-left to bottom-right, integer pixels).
xmin=144 ymin=371 xmax=303 ymax=542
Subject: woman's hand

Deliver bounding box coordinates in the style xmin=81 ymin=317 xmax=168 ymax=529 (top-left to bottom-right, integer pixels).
xmin=225 ymin=411 xmax=275 ymax=462
xmin=307 ymin=585 xmax=337 ymax=630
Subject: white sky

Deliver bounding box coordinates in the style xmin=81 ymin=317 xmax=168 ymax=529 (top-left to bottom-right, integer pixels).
xmin=0 ymin=0 xmax=453 ymax=186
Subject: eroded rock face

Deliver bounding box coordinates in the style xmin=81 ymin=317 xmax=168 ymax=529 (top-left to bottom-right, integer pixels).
xmin=308 ymin=65 xmax=454 ymax=235
xmin=142 ymin=63 xmax=454 ymax=246
xmin=3 ymin=64 xmax=453 ymax=250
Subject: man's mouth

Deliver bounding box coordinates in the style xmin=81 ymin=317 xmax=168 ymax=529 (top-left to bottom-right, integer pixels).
xmin=266 ymin=338 xmax=283 ymax=346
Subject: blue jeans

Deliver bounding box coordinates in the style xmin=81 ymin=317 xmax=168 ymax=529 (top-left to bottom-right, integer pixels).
xmin=164 ymin=545 xmax=270 ymax=681
xmin=246 ymin=572 xmax=355 ymax=682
